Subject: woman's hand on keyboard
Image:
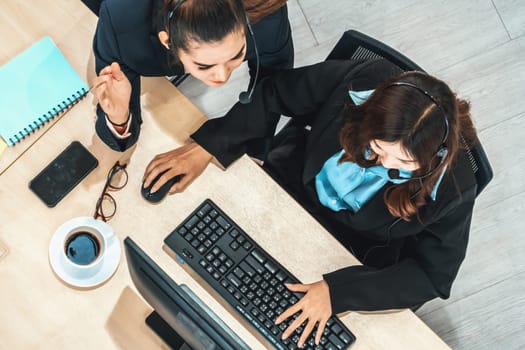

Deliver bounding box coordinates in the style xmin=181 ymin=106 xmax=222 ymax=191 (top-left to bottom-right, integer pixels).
xmin=275 ymin=280 xmax=332 ymax=347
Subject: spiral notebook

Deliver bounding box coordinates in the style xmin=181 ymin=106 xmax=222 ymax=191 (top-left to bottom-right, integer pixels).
xmin=0 ymin=36 xmax=88 ymax=146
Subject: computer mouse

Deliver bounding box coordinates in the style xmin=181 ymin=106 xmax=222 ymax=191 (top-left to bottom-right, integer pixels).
xmin=141 ymin=171 xmax=182 ymax=203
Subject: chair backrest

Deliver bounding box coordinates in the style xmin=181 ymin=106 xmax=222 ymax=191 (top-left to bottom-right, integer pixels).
xmin=325 ymin=30 xmax=493 ymax=196
xmin=326 ymin=30 xmax=425 ymax=72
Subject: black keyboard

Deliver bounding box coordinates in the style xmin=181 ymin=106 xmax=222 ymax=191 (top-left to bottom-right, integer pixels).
xmin=164 ymin=199 xmax=356 ymax=350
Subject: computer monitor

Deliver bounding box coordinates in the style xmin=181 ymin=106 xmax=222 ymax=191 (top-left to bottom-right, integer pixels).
xmin=124 ymin=237 xmax=250 ymax=350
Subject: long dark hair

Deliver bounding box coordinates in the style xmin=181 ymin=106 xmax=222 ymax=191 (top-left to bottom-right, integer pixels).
xmin=159 ymin=0 xmax=247 ymax=64
xmin=340 ymin=71 xmax=477 ymax=220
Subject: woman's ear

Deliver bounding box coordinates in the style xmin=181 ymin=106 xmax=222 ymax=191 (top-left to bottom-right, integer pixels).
xmin=158 ymin=31 xmax=170 ymax=50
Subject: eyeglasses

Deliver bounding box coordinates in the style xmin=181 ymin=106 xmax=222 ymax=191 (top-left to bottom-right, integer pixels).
xmin=93 ymin=161 xmax=128 ymax=222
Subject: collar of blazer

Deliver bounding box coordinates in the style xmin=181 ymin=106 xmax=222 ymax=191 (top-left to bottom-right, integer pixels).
xmin=302 ymin=59 xmax=402 ymax=184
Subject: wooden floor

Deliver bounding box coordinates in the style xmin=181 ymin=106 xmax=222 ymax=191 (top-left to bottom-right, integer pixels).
xmin=178 ymin=1 xmax=525 ymax=349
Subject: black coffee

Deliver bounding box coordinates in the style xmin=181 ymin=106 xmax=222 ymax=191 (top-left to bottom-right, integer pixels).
xmin=65 ymin=231 xmax=100 ymax=265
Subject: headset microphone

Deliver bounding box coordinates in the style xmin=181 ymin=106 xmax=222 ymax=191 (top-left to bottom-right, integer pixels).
xmin=239 ymin=21 xmax=259 ymax=104
xmin=388 ymin=169 xmax=401 ymax=180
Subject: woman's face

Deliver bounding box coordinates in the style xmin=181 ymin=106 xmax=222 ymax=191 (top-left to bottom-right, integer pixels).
xmin=177 ymin=30 xmax=246 ymax=86
xmin=369 ymin=139 xmax=420 ymax=171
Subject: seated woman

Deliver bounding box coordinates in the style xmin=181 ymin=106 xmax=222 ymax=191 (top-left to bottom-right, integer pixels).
xmin=147 ymin=58 xmax=478 ymax=347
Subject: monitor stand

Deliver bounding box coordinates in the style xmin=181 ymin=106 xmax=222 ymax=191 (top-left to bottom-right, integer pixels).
xmin=146 ymin=311 xmax=192 ymax=350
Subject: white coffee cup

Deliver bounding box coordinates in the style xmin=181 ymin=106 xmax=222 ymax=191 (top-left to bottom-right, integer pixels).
xmin=51 ymin=217 xmax=117 ymax=281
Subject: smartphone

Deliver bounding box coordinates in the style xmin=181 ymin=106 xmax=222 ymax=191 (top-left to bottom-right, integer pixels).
xmin=29 ymin=141 xmax=98 ymax=207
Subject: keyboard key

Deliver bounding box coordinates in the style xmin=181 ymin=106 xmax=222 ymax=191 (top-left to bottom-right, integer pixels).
xmin=331 ymin=323 xmax=342 ymax=335
xmin=216 ymin=215 xmax=231 ymax=229
xmin=233 ymin=267 xmax=245 ymax=279
xmin=340 ymin=332 xmax=353 ymax=344
xmin=246 ymin=255 xmax=265 ymax=274
xmin=197 ymin=203 xmax=212 ymax=217
xmin=264 ymin=261 xmax=278 ymax=274
xmin=227 ymin=273 xmax=242 ymax=288
xmin=240 ymin=261 xmax=256 ymax=277
xmin=328 ymin=334 xmax=345 ymax=349
xmin=184 ymin=215 xmax=200 ymax=229
xmin=251 ymin=249 xmax=266 ymax=263
xmin=276 ymin=270 xmax=288 ymax=282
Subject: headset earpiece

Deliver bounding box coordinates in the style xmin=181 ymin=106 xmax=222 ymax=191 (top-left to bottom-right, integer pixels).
xmin=436 ymin=146 xmax=448 ymax=158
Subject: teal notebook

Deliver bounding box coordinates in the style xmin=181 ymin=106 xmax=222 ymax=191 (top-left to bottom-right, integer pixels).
xmin=0 ymin=36 xmax=88 ymax=146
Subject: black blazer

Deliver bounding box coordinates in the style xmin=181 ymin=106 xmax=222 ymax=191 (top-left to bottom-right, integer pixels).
xmin=93 ymin=0 xmax=174 ymax=151
xmin=192 ymin=59 xmax=478 ymax=312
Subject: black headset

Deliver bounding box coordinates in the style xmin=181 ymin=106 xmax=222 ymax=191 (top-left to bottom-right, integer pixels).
xmin=384 ymin=82 xmax=450 ymax=181
xmin=166 ymin=0 xmax=259 ymax=105
xmin=238 ymin=19 xmax=260 ymax=104
xmin=166 ymin=0 xmax=186 ymax=49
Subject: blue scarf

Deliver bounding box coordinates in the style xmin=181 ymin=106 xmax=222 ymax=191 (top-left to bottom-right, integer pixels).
xmin=315 ymin=150 xmax=412 ymax=212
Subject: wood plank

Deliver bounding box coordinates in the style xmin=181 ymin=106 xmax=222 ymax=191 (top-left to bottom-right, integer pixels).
xmin=492 ymin=0 xmax=525 ymax=39
xmin=473 ymin=113 xmax=525 ymax=210
xmin=419 ymin=272 xmax=525 ymax=350
xmin=288 ymin=0 xmax=318 ymax=52
xmin=436 ymin=36 xmax=525 ymax=131
xmin=298 ymin=0 xmax=509 ymax=72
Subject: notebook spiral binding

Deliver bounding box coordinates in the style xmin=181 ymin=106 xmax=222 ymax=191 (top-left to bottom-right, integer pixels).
xmin=9 ymin=87 xmax=88 ymax=145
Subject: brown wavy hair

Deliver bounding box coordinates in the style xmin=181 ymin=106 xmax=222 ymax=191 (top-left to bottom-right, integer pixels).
xmin=339 ymin=71 xmax=477 ymax=220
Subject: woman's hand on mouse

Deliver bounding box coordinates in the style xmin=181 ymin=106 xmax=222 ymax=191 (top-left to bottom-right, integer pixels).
xmin=275 ymin=280 xmax=332 ymax=347
xmin=143 ymin=143 xmax=213 ymax=193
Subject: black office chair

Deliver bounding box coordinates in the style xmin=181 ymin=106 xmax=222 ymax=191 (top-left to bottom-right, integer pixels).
xmin=325 ymin=30 xmax=425 ymax=72
xmin=279 ymin=29 xmax=493 ymax=196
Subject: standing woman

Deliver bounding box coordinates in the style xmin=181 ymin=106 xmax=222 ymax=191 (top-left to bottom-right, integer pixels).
xmin=91 ymin=0 xmax=293 ymax=152
xmin=152 ymin=58 xmax=480 ymax=347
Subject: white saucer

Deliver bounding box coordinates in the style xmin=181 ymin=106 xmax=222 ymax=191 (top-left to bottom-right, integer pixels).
xmin=49 ymin=217 xmax=121 ymax=288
